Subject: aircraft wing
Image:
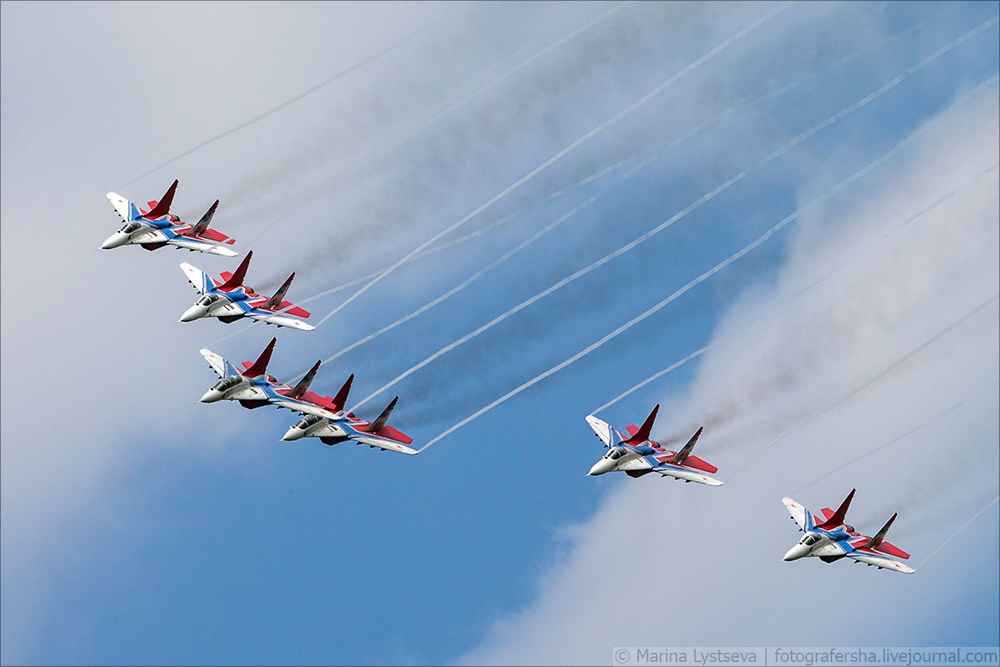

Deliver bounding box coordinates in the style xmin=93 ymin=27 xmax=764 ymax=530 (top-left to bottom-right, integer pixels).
xmin=783 ymin=497 xmax=808 ymax=530
xmin=169 ymin=237 xmax=239 ymax=257
xmin=180 ymin=262 xmax=216 ymax=294
xmin=653 ymin=465 xmax=723 ymax=486
xmin=350 ymin=434 xmax=419 ymax=455
xmin=846 ymin=552 xmax=915 ymax=574
xmin=200 ymin=348 xmax=242 ymax=379
xmin=270 ymin=397 xmax=339 ymax=419
xmin=246 ymin=311 xmax=316 ymax=331
xmin=585 ymin=415 xmax=612 ymax=445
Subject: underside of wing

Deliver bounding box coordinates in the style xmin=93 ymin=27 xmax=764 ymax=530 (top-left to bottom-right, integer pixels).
xmin=783 ymin=497 xmax=808 ymax=530
xmin=169 ymin=237 xmax=239 ymax=257
xmin=585 ymin=415 xmax=612 ymax=446
xmin=248 ymin=312 xmax=315 ymax=331
xmin=847 ymin=552 xmax=915 ymax=573
xmin=350 ymin=434 xmax=418 ymax=455
xmin=271 ymin=397 xmax=339 ymax=419
xmin=655 ymin=466 xmax=724 ymax=486
xmin=180 ymin=262 xmax=213 ymax=293
xmin=200 ymin=348 xmax=239 ymax=378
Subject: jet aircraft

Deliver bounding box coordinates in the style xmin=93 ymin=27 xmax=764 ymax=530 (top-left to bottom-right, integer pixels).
xmin=179 ymin=251 xmax=314 ymax=330
xmin=102 ymin=180 xmax=237 ymax=256
xmin=282 ymin=396 xmax=417 ymax=455
xmin=199 ymin=337 xmax=350 ymax=419
xmin=782 ymin=490 xmax=914 ymax=573
xmin=585 ymin=405 xmax=722 ymax=485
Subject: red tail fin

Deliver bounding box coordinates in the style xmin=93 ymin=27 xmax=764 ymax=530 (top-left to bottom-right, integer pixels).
xmin=146 ymin=179 xmax=178 ymax=219
xmin=816 ymin=489 xmax=855 ymax=530
xmin=242 ymin=337 xmax=276 ymax=378
xmin=220 ymin=251 xmax=252 ymax=290
xmin=624 ymin=404 xmax=659 ymax=444
xmin=332 ymin=374 xmax=354 ymax=411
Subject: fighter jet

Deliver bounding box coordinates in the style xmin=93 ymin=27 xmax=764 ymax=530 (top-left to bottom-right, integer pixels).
xmin=585 ymin=405 xmax=722 ymax=485
xmin=782 ymin=490 xmax=914 ymax=573
xmin=281 ymin=396 xmax=417 ymax=455
xmin=179 ymin=251 xmax=314 ymax=330
xmin=102 ymin=180 xmax=237 ymax=256
xmin=199 ymin=337 xmax=351 ymax=419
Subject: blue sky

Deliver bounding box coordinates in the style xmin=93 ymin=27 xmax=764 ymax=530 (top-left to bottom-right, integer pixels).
xmin=2 ymin=2 xmax=998 ymax=665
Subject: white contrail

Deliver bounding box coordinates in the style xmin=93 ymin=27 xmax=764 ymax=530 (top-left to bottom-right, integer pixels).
xmin=915 ymin=496 xmax=1000 ymax=571
xmin=316 ymin=195 xmax=600 ymax=365
xmin=349 ymin=58 xmax=998 ymax=415
xmin=116 ymin=20 xmax=445 ymax=189
xmin=311 ymin=3 xmax=793 ymax=328
xmin=791 ymin=402 xmax=965 ymax=495
xmin=233 ymin=1 xmax=645 ymax=246
xmin=591 ymin=161 xmax=999 ymax=415
xmin=724 ymin=294 xmax=1000 ymax=482
xmin=413 ymin=74 xmax=999 ymax=452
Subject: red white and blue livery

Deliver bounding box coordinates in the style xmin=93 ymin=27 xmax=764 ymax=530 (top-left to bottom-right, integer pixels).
xmin=102 ymin=180 xmax=237 ymax=256
xmin=585 ymin=405 xmax=722 ymax=485
xmin=199 ymin=337 xmax=351 ymax=420
xmin=782 ymin=489 xmax=914 ymax=574
xmin=281 ymin=396 xmax=417 ymax=455
xmin=180 ymin=250 xmax=314 ymax=330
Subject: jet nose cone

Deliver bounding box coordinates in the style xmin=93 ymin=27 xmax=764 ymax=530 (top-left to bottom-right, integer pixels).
xmin=282 ymin=427 xmax=303 ymax=441
xmin=180 ymin=305 xmax=204 ymax=322
xmin=783 ymin=546 xmax=803 ymax=562
xmin=101 ymin=233 xmax=125 ymax=250
xmin=588 ymin=460 xmax=609 ymax=476
xmin=200 ymin=389 xmax=222 ymax=403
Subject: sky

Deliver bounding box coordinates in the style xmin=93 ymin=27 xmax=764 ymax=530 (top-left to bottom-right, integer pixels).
xmin=1 ymin=2 xmax=998 ymax=665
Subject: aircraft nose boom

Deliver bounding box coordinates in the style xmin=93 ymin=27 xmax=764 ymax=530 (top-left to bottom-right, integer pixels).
xmin=200 ymin=388 xmax=223 ymax=403
xmin=783 ymin=544 xmax=807 ymax=562
xmin=588 ymin=459 xmax=613 ymax=476
xmin=282 ymin=427 xmax=303 ymax=441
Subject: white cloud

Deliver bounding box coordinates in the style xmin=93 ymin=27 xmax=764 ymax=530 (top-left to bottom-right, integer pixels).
xmin=460 ymin=86 xmax=999 ymax=666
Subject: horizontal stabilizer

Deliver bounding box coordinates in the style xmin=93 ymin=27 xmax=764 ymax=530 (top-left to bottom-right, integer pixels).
xmin=681 ymin=454 xmax=717 ymax=474
xmin=145 ymin=179 xmax=178 ymax=219
xmin=374 ymin=423 xmax=413 ymax=445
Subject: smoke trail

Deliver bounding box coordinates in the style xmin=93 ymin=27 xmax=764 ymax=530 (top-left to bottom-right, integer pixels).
xmin=310 ymin=3 xmax=793 ymax=328
xmin=313 ymin=194 xmax=600 ymax=367
xmin=413 ymin=72 xmax=999 ymax=453
xmin=590 ymin=161 xmax=999 ymax=420
xmin=791 ymin=401 xmax=965 ymax=495
xmin=915 ymin=495 xmax=1000 ymax=570
xmin=116 ymin=20 xmax=446 ymax=190
xmin=223 ymin=1 xmax=646 ymax=247
xmin=724 ymin=294 xmax=999 ymax=482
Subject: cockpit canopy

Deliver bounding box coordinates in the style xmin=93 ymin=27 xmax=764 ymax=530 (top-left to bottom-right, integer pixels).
xmin=295 ymin=414 xmax=323 ymax=430
xmin=606 ymin=446 xmax=627 ymax=461
xmin=213 ymin=375 xmax=242 ymax=393
xmin=120 ymin=221 xmax=142 ymax=234
xmin=799 ymin=532 xmax=821 ymax=547
xmin=197 ymin=294 xmax=221 ymax=307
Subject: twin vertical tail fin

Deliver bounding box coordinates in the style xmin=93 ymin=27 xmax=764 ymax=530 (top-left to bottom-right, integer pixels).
xmin=670 ymin=427 xmax=703 ymax=464
xmin=332 ymin=374 xmax=354 ymax=412
xmin=623 ymin=404 xmax=659 ymax=444
xmin=145 ymin=179 xmax=178 ymax=219
xmin=265 ymin=273 xmax=295 ymax=310
xmin=220 ymin=251 xmax=253 ymax=290
xmin=242 ymin=337 xmax=276 ymax=378
xmin=370 ymin=397 xmax=398 ymax=433
xmin=861 ymin=513 xmax=910 ymax=559
xmin=816 ymin=489 xmax=855 ymax=530
xmin=190 ymin=200 xmax=220 ymax=236
xmin=288 ymin=360 xmax=321 ymax=398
